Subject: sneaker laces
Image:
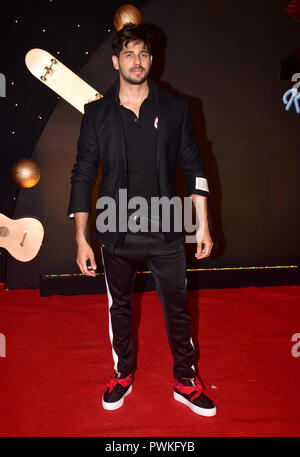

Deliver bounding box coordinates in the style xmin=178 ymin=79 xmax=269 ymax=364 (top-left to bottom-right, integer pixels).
xmin=106 ymin=372 xmax=133 ymax=393
xmin=174 ymin=376 xmax=204 ymax=401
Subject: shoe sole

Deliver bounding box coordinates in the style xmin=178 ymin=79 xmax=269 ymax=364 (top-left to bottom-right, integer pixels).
xmin=102 ymin=384 xmax=133 ymax=411
xmin=174 ymin=391 xmax=217 ymax=417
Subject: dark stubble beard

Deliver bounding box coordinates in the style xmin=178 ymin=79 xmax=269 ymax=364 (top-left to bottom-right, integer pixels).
xmin=119 ymin=65 xmax=151 ymax=85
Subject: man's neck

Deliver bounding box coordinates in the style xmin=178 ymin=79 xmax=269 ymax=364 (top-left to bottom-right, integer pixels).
xmin=118 ymin=78 xmax=149 ymax=105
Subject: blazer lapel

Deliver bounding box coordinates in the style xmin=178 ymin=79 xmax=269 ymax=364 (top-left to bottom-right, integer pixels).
xmin=112 ymin=102 xmax=128 ymax=172
xmin=109 ymin=79 xmax=128 ymax=173
xmin=153 ymin=83 xmax=166 ymax=174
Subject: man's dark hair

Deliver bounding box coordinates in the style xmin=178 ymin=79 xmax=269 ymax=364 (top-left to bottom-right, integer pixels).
xmin=112 ymin=23 xmax=153 ymax=58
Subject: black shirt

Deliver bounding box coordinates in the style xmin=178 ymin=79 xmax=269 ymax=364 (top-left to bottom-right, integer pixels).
xmin=117 ymin=81 xmax=161 ymax=230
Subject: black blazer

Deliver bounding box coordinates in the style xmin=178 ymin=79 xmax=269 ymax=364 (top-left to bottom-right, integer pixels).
xmin=67 ymin=78 xmax=209 ymax=247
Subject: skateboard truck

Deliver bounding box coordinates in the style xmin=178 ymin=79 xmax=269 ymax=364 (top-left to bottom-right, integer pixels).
xmin=88 ymin=92 xmax=102 ymax=103
xmin=40 ymin=58 xmax=57 ymax=81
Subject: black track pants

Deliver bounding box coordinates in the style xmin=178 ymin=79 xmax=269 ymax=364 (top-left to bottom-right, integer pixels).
xmin=100 ymin=230 xmax=196 ymax=379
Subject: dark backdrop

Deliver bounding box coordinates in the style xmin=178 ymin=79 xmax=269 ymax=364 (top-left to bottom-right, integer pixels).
xmin=1 ymin=0 xmax=300 ymax=289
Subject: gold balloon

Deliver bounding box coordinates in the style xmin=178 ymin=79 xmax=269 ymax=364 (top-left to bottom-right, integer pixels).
xmin=11 ymin=158 xmax=41 ymax=188
xmin=113 ymin=4 xmax=142 ymax=31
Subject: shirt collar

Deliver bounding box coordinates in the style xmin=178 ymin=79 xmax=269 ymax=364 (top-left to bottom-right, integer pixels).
xmin=114 ymin=79 xmax=154 ymax=105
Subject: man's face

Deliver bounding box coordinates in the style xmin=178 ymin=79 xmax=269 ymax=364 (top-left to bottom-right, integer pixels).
xmin=112 ymin=40 xmax=152 ymax=85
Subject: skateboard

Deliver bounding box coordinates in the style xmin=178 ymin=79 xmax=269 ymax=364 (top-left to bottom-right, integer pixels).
xmin=0 ymin=213 xmax=44 ymax=262
xmin=25 ymin=48 xmax=102 ymax=113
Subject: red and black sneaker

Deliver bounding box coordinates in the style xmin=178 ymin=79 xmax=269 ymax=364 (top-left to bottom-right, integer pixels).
xmin=102 ymin=371 xmax=133 ymax=411
xmin=174 ymin=376 xmax=217 ymax=417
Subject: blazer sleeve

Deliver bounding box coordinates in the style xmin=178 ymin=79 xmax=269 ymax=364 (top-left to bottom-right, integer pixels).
xmin=67 ymin=103 xmax=99 ymax=219
xmin=177 ymin=99 xmax=209 ymax=197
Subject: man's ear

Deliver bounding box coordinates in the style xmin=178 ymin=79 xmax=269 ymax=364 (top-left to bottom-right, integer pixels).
xmin=112 ymin=55 xmax=119 ymax=71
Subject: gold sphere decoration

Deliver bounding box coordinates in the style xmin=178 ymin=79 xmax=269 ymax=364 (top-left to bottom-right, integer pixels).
xmin=113 ymin=4 xmax=142 ymax=31
xmin=11 ymin=158 xmax=41 ymax=188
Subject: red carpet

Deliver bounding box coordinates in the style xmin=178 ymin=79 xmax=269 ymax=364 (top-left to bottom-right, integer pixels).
xmin=0 ymin=282 xmax=299 ymax=437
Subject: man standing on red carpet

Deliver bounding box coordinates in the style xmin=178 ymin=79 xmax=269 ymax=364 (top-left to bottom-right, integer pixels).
xmin=67 ymin=23 xmax=216 ymax=417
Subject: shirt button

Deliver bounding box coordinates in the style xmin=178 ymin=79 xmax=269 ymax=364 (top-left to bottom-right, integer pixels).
xmin=134 ymin=118 xmax=138 ymax=122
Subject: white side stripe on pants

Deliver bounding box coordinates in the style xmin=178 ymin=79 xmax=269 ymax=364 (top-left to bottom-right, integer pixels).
xmin=100 ymin=246 xmax=118 ymax=371
xmin=190 ymin=337 xmax=195 ymax=372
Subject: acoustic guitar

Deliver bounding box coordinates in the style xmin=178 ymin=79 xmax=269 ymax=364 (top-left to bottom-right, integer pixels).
xmin=0 ymin=213 xmax=44 ymax=262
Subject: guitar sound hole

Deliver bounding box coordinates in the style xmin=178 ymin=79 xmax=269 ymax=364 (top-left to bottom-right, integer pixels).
xmin=0 ymin=226 xmax=9 ymax=237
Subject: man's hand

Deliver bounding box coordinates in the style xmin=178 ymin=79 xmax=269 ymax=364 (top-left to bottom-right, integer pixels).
xmin=74 ymin=212 xmax=97 ymax=276
xmin=195 ymin=227 xmax=214 ymax=260
xmin=189 ymin=194 xmax=213 ymax=260
xmin=76 ymin=240 xmax=97 ymax=277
